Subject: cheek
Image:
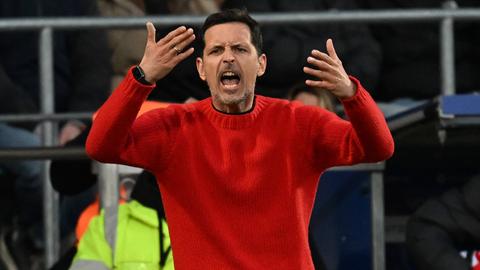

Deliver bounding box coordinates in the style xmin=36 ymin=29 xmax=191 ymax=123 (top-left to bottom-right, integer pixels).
xmin=244 ymin=62 xmax=260 ymax=80
xmin=204 ymin=66 xmax=217 ymax=82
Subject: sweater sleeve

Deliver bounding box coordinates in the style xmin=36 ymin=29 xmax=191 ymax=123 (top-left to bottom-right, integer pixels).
xmin=86 ymin=68 xmax=172 ymax=171
xmin=301 ymin=76 xmax=394 ymax=170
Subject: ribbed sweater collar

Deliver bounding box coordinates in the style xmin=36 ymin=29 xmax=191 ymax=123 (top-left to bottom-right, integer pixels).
xmin=197 ymin=95 xmax=270 ymax=129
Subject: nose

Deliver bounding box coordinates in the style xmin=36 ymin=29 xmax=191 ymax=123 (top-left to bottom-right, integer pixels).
xmin=222 ymin=47 xmax=235 ymax=63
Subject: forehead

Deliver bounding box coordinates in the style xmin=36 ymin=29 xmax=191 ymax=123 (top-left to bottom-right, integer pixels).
xmin=204 ymin=22 xmax=252 ymax=47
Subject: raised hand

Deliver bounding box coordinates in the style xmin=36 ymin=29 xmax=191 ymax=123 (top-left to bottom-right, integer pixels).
xmin=303 ymin=39 xmax=356 ymax=99
xmin=58 ymin=121 xmax=85 ymax=145
xmin=139 ymin=22 xmax=196 ymax=83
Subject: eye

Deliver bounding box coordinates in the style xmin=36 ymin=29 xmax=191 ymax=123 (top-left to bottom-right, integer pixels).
xmin=209 ymin=47 xmax=223 ymax=55
xmin=235 ymin=47 xmax=247 ymax=53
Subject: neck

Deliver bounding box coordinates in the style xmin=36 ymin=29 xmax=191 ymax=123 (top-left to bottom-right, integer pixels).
xmin=212 ymin=95 xmax=254 ymax=114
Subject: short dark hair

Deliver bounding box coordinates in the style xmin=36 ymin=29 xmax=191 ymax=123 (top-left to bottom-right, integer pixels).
xmin=201 ymin=8 xmax=263 ymax=56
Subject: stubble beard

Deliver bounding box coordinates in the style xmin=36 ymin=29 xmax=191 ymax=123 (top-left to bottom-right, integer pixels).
xmin=212 ymin=90 xmax=250 ymax=106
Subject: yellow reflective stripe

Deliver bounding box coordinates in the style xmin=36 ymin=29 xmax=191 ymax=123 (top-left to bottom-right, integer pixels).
xmin=69 ymin=259 xmax=110 ymax=270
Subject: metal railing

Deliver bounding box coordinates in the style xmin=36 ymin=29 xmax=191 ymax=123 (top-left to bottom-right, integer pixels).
xmin=0 ymin=1 xmax=478 ymax=268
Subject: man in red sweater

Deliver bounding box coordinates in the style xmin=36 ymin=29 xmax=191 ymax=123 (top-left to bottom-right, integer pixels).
xmin=86 ymin=9 xmax=394 ymax=269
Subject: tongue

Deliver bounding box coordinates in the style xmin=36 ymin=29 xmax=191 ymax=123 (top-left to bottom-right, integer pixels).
xmin=222 ymin=78 xmax=240 ymax=85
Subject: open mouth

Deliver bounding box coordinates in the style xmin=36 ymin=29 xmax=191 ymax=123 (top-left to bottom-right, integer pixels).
xmin=220 ymin=71 xmax=241 ymax=90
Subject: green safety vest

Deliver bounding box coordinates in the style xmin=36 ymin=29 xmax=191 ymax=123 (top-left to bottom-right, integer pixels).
xmin=70 ymin=200 xmax=174 ymax=270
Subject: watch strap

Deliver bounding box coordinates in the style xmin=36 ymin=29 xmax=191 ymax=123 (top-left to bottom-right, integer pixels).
xmin=132 ymin=65 xmax=152 ymax=85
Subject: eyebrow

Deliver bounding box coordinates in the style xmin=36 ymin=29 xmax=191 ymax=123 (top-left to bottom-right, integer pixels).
xmin=208 ymin=42 xmax=248 ymax=49
xmin=209 ymin=44 xmax=224 ymax=50
xmin=231 ymin=43 xmax=247 ymax=49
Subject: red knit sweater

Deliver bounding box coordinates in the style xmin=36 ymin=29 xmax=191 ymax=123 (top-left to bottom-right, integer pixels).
xmin=86 ymin=69 xmax=394 ymax=269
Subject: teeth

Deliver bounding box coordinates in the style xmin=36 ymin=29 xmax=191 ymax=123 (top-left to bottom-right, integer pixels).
xmin=223 ymin=71 xmax=236 ymax=76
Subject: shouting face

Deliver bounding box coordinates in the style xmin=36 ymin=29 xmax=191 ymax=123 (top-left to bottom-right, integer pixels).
xmin=196 ymin=22 xmax=266 ymax=113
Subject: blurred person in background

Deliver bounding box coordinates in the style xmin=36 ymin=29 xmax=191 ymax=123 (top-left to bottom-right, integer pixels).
xmin=406 ymin=175 xmax=480 ymax=270
xmin=288 ymin=82 xmax=337 ymax=112
xmin=0 ymin=0 xmax=111 ymax=269
xmin=0 ymin=0 xmax=111 ymax=145
xmin=354 ymin=2 xmax=480 ymax=269
xmin=48 ymin=127 xmax=174 ymax=269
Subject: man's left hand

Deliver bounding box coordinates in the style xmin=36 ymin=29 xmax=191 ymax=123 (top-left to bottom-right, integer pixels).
xmin=303 ymin=39 xmax=357 ymax=99
xmin=58 ymin=120 xmax=85 ymax=145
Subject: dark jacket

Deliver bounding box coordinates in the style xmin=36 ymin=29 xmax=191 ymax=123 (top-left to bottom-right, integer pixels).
xmin=406 ymin=176 xmax=480 ymax=270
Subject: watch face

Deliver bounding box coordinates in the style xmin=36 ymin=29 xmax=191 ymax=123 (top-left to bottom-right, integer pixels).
xmin=133 ymin=66 xmax=152 ymax=85
xmin=133 ymin=66 xmax=144 ymax=80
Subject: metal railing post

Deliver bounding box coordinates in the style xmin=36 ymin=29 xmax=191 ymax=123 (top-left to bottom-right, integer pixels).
xmin=96 ymin=163 xmax=119 ymax=210
xmin=371 ymin=171 xmax=385 ymax=270
xmin=441 ymin=1 xmax=458 ymax=95
xmin=39 ymin=27 xmax=59 ymax=267
xmin=96 ymin=162 xmax=119 ymax=250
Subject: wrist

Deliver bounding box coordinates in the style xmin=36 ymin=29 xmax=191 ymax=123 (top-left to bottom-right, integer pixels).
xmin=338 ymin=78 xmax=358 ymax=100
xmin=132 ymin=65 xmax=153 ymax=85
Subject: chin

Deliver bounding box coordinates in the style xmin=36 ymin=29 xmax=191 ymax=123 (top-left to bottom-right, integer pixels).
xmin=213 ymin=92 xmax=246 ymax=105
xmin=222 ymin=95 xmax=246 ymax=105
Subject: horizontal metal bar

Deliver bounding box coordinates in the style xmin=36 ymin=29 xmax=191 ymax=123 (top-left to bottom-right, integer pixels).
xmin=0 ymin=112 xmax=92 ymax=123
xmin=0 ymin=147 xmax=87 ymax=160
xmin=440 ymin=116 xmax=480 ymax=127
xmin=256 ymin=9 xmax=480 ymax=24
xmin=1 ymin=9 xmax=480 ymax=31
xmin=388 ymin=109 xmax=428 ymax=132
xmin=329 ymin=162 xmax=385 ymax=172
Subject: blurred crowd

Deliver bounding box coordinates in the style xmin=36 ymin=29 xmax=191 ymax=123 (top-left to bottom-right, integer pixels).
xmin=0 ymin=0 xmax=479 ymax=269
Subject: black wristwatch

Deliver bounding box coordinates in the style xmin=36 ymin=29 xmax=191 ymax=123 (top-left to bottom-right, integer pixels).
xmin=132 ymin=65 xmax=152 ymax=85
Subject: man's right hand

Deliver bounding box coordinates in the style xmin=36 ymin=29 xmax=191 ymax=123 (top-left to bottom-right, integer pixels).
xmin=139 ymin=22 xmax=195 ymax=84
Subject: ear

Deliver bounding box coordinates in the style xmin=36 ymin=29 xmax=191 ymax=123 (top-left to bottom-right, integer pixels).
xmin=257 ymin=54 xmax=267 ymax=77
xmin=196 ymin=57 xmax=206 ymax=81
